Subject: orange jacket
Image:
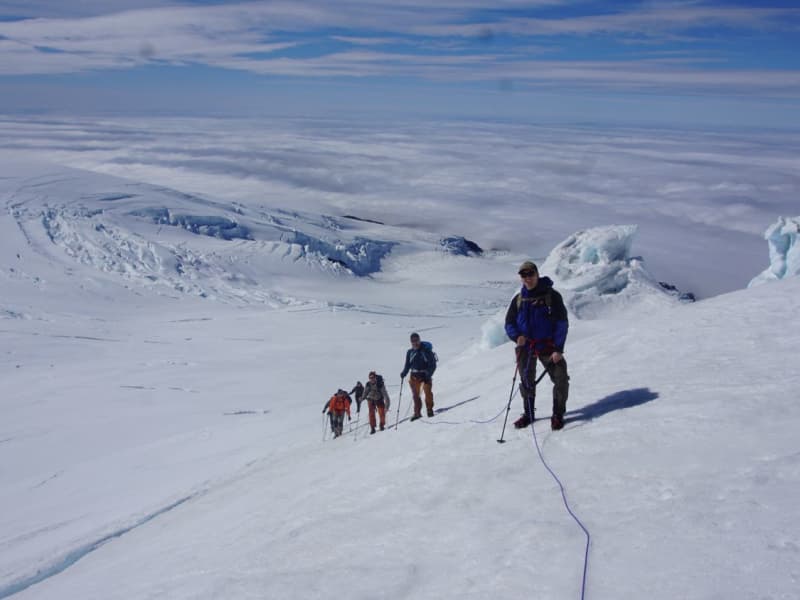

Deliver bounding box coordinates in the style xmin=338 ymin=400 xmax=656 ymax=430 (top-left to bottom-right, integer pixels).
xmin=328 ymin=394 xmax=351 ymax=417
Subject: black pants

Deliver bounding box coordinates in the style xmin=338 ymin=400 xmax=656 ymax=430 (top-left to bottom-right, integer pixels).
xmin=517 ymin=346 xmax=569 ymax=419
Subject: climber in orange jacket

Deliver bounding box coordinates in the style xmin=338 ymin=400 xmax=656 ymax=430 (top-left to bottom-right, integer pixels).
xmin=323 ymin=389 xmax=352 ymax=438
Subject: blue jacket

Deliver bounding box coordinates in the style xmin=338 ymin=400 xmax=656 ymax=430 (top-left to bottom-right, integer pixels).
xmin=504 ymin=276 xmax=569 ymax=354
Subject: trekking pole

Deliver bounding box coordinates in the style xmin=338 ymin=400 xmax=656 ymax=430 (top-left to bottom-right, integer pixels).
xmin=395 ymin=377 xmax=405 ymax=430
xmin=496 ymin=362 xmax=520 ymax=444
xmin=322 ymin=412 xmax=328 ymax=442
xmin=353 ymin=406 xmax=361 ymax=442
xmin=497 ymin=354 xmax=551 ymax=444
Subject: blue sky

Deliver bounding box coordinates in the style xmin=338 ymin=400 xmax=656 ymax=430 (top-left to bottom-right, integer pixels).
xmin=0 ymin=0 xmax=798 ymax=127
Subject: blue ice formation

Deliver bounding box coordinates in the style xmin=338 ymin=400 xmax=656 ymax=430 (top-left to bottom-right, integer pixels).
xmin=749 ymin=216 xmax=800 ymax=287
xmin=130 ymin=208 xmax=253 ymax=241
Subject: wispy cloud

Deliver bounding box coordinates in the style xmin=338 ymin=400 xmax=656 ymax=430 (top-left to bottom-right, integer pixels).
xmin=195 ymin=50 xmax=800 ymax=96
xmin=0 ymin=1 xmax=798 ymax=98
xmin=0 ymin=0 xmax=563 ymax=20
xmin=0 ymin=4 xmax=304 ymax=74
xmin=414 ymin=5 xmax=800 ymax=37
xmin=0 ymin=0 xmax=175 ymax=19
xmin=330 ymin=36 xmax=396 ymax=46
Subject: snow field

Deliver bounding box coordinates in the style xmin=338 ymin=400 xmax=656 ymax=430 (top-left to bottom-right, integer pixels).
xmin=1 ymin=123 xmax=799 ymax=599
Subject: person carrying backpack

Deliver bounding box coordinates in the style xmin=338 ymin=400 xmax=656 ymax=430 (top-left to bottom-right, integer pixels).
xmin=362 ymin=371 xmax=390 ymax=434
xmin=400 ymin=332 xmax=437 ymax=420
xmin=350 ymin=381 xmax=365 ymax=413
xmin=504 ymin=261 xmax=570 ymax=431
xmin=322 ymin=389 xmax=352 ymax=438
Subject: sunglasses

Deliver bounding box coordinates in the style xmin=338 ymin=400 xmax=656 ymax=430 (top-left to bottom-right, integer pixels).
xmin=519 ymin=270 xmax=537 ymax=278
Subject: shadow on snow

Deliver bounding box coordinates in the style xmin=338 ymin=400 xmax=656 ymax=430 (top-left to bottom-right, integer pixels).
xmin=565 ymin=387 xmax=659 ymax=425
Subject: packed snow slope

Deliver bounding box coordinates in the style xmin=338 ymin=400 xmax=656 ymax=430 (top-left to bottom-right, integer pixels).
xmin=1 ymin=149 xmax=799 ymax=599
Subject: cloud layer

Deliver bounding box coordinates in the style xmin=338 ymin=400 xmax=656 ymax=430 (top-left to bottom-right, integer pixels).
xmin=1 ymin=115 xmax=797 ymax=296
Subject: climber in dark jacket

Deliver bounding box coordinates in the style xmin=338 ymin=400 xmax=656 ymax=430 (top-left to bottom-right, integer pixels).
xmin=400 ymin=333 xmax=436 ymax=420
xmin=350 ymin=381 xmax=364 ymax=413
xmin=505 ymin=261 xmax=569 ymax=431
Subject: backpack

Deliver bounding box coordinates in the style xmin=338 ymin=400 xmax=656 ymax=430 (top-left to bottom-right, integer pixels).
xmin=372 ymin=375 xmax=390 ymax=409
xmin=420 ymin=341 xmax=438 ymax=374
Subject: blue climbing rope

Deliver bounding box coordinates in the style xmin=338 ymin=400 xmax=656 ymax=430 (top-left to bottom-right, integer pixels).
xmin=418 ymin=405 xmax=507 ymax=427
xmin=527 ymin=395 xmax=591 ymax=600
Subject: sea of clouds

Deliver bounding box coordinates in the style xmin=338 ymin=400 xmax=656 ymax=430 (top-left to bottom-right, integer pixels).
xmin=1 ymin=115 xmax=797 ymax=297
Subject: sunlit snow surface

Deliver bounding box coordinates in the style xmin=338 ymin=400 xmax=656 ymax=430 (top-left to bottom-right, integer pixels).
xmin=1 ymin=118 xmax=799 ymax=600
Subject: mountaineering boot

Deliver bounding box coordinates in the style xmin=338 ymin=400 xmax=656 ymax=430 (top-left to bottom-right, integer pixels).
xmin=370 ymin=427 xmax=376 ymax=435
xmin=427 ymin=408 xmax=434 ymax=418
xmin=380 ymin=425 xmax=385 ymax=431
xmin=410 ymin=414 xmax=422 ymax=422
xmin=550 ymin=414 xmax=564 ymax=431
xmin=513 ymin=414 xmax=531 ymax=429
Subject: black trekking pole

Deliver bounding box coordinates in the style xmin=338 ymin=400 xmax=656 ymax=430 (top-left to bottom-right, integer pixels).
xmin=496 ymin=363 xmax=520 ymax=444
xmin=395 ymin=377 xmax=404 ymax=430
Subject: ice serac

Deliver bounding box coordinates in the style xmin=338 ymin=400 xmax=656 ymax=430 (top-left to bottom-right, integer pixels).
xmin=748 ymin=216 xmax=800 ymax=287
xmin=540 ymin=224 xmax=682 ymax=318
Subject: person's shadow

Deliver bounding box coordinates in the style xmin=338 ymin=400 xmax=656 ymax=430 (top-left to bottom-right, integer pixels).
xmin=565 ymin=388 xmax=659 ymax=424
